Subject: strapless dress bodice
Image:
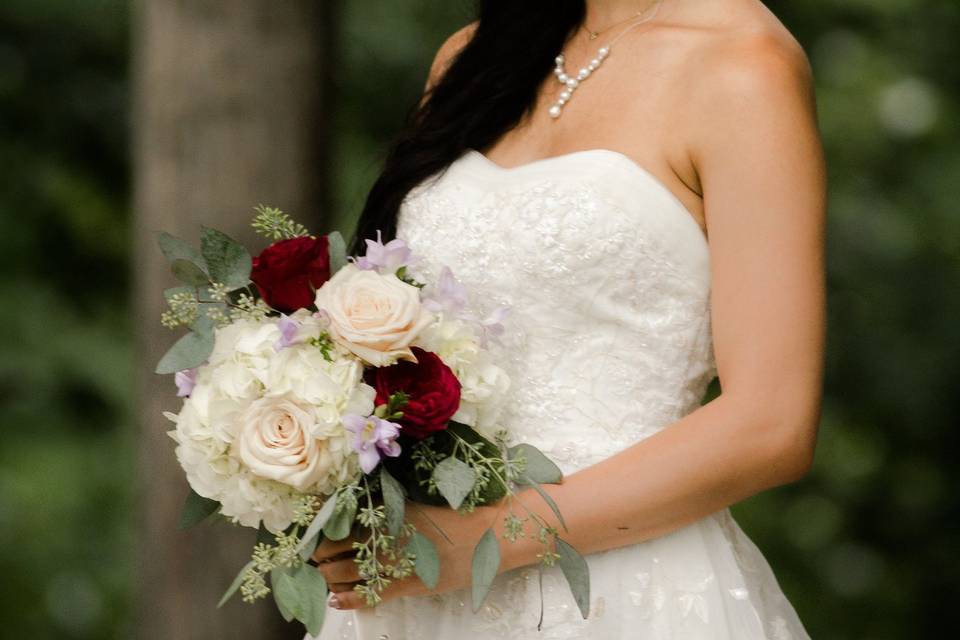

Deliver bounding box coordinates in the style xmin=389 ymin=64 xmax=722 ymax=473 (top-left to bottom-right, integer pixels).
xmin=395 ymin=148 xmax=718 ymax=474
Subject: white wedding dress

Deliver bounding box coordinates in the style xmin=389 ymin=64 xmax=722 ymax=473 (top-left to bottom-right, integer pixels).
xmin=311 ymin=148 xmax=812 ymax=639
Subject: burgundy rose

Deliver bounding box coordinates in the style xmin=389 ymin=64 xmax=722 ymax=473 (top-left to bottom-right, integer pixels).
xmin=250 ymin=235 xmax=330 ymax=313
xmin=370 ymin=346 xmax=461 ymax=440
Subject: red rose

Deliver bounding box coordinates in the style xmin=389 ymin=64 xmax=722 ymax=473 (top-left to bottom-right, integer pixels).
xmin=370 ymin=346 xmax=461 ymax=440
xmin=250 ymin=235 xmax=331 ymax=313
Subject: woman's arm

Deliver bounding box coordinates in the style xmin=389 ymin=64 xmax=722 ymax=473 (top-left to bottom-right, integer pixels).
xmin=315 ymin=31 xmax=827 ymax=610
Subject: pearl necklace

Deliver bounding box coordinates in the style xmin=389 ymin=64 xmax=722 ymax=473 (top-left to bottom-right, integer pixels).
xmin=548 ymin=0 xmax=664 ymax=120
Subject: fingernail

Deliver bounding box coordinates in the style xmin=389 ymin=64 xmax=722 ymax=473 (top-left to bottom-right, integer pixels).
xmin=327 ymin=593 xmax=341 ymax=609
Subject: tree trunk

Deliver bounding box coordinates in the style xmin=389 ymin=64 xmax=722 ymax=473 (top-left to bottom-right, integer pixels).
xmin=131 ymin=1 xmax=337 ymax=638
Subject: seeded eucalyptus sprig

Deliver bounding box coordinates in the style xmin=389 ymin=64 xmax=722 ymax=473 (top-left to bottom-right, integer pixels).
xmin=251 ymin=204 xmax=311 ymax=240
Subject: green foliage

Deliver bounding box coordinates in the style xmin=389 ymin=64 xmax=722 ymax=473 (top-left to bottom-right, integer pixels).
xmin=177 ymin=488 xmax=220 ymax=529
xmin=470 ymin=527 xmax=500 ymax=612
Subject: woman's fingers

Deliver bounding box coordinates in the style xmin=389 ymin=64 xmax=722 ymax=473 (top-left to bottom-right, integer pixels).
xmin=312 ymin=536 xmax=357 ymax=563
xmin=328 ymin=574 xmax=420 ymax=610
xmin=327 ymin=581 xmax=358 ymax=594
xmin=316 ymin=557 xmax=361 ymax=584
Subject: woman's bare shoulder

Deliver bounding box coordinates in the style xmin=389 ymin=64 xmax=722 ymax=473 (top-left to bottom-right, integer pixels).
xmin=685 ymin=1 xmax=814 ymax=101
xmin=424 ymin=20 xmax=480 ymax=92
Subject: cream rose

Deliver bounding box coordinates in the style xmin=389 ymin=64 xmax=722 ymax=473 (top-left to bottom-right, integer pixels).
xmin=313 ymin=263 xmax=435 ymax=366
xmin=235 ymin=395 xmax=343 ymax=493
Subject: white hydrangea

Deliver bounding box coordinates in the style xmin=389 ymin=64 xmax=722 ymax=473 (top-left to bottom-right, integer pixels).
xmin=164 ymin=310 xmax=371 ymax=533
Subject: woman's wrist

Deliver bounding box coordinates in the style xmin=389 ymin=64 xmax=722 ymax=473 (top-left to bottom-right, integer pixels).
xmin=489 ymin=483 xmax=565 ymax=574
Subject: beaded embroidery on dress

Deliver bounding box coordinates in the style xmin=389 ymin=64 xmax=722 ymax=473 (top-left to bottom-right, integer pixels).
xmin=309 ymin=148 xmax=812 ymax=640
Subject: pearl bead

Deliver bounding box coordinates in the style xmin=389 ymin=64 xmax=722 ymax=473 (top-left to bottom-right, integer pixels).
xmin=598 ymin=46 xmax=609 ymax=58
xmin=557 ymin=73 xmax=568 ymax=83
xmin=565 ymin=78 xmax=579 ymax=89
xmin=559 ymin=90 xmax=571 ymax=101
xmin=577 ymin=68 xmax=590 ymax=80
xmin=548 ymin=104 xmax=562 ymax=118
xmin=589 ymin=59 xmax=600 ymax=69
xmin=557 ymin=96 xmax=567 ymax=105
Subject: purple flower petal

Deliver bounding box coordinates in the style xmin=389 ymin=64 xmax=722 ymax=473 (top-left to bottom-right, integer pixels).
xmin=274 ymin=313 xmax=300 ymax=351
xmin=422 ymin=265 xmax=468 ymax=315
xmin=175 ymin=367 xmax=197 ymax=397
xmin=341 ymin=413 xmax=403 ymax=474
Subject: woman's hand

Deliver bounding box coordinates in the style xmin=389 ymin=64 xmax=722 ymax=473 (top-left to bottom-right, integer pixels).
xmin=312 ymin=497 xmax=521 ymax=611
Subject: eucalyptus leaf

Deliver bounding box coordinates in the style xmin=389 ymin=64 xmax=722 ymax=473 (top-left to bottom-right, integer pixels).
xmin=470 ymin=527 xmax=500 ymax=612
xmin=171 ymin=258 xmax=210 ymax=286
xmin=218 ymin=560 xmax=255 ymax=608
xmin=327 ymin=230 xmax=347 ymax=274
xmin=405 ymin=530 xmax=440 ymax=590
xmin=158 ymin=231 xmax=206 ymax=270
xmin=271 ymin=567 xmax=301 ymax=623
xmin=556 ymin=537 xmax=591 ymax=619
xmin=432 ymin=455 xmax=476 ymax=510
xmin=379 ymin=466 xmax=406 ymax=536
xmin=293 ymin=562 xmax=328 ymax=635
xmin=178 ymin=488 xmax=219 ymax=529
xmin=509 ymin=443 xmax=563 ymax=485
xmin=322 ymin=495 xmax=356 ymax=541
xmin=155 ymin=326 xmax=215 ymax=374
xmin=200 ymin=225 xmax=252 ymax=289
xmin=295 ymin=492 xmax=340 ymax=559
xmin=520 ymin=475 xmax=568 ymax=533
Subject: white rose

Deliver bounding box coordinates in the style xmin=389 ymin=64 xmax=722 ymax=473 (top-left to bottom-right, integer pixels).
xmin=234 ymin=395 xmax=352 ymax=493
xmin=314 ymin=263 xmax=435 ymax=366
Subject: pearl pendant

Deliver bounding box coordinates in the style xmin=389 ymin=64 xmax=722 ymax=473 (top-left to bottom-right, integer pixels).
xmin=548 ymin=43 xmax=612 ymax=119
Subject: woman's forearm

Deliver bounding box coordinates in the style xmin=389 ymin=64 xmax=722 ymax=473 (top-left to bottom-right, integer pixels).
xmin=492 ymin=392 xmax=815 ymax=572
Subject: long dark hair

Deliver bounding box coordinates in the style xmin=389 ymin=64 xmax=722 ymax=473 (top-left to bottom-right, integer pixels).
xmin=347 ymin=1 xmax=586 ymax=256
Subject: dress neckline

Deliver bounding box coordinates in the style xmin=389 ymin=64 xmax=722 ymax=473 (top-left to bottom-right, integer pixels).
xmin=463 ymin=148 xmax=708 ymax=246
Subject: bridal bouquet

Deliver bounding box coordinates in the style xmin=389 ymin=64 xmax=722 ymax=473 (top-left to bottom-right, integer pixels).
xmin=154 ymin=206 xmax=590 ymax=635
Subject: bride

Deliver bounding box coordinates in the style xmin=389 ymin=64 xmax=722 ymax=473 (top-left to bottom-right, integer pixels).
xmin=309 ymin=0 xmax=825 ymax=637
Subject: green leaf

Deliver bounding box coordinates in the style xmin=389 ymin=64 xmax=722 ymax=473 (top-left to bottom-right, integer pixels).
xmin=520 ymin=474 xmax=568 ymax=533
xmin=379 ymin=467 xmax=406 ymax=537
xmin=218 ymin=560 xmax=255 ymax=608
xmin=158 ymin=231 xmax=206 ymax=269
xmin=470 ymin=527 xmax=500 ymax=612
xmin=327 ymin=230 xmax=347 ymax=274
xmin=293 ymin=562 xmax=328 ymax=635
xmin=178 ymin=488 xmax=219 ymax=529
xmin=322 ymin=495 xmax=357 ymax=541
xmin=432 ymin=455 xmax=477 ymax=510
xmin=201 ymin=225 xmax=252 ymax=289
xmin=296 ymin=491 xmax=340 ymax=560
xmin=405 ymin=530 xmax=440 ymax=590
xmin=155 ymin=326 xmax=215 ymax=374
xmin=509 ymin=443 xmax=563 ymax=485
xmin=271 ymin=567 xmax=300 ymax=623
xmin=171 ymin=259 xmax=210 ymax=285
xmin=556 ymin=537 xmax=591 ymax=619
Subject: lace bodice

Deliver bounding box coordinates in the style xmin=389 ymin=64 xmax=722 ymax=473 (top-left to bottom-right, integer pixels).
xmin=396 ymin=148 xmax=718 ymax=474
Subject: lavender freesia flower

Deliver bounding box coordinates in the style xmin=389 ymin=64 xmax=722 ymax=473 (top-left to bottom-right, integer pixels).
xmin=274 ymin=313 xmax=299 ymax=351
xmin=342 ymin=413 xmax=403 ymax=474
xmin=353 ymin=230 xmax=414 ymax=274
xmin=479 ymin=305 xmax=510 ymax=347
xmin=422 ymin=265 xmax=469 ymax=316
xmin=175 ymin=367 xmax=198 ymax=397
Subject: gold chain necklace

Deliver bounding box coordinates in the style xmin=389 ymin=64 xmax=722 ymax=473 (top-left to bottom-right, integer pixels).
xmin=581 ymin=0 xmax=661 ymax=40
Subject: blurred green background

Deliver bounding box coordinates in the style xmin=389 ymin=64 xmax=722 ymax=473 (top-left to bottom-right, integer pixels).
xmin=1 ymin=1 xmax=956 ymax=638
